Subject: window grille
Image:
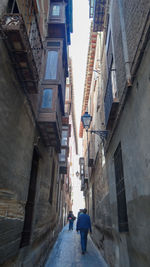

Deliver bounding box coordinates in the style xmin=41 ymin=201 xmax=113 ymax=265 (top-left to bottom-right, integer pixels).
xmin=114 ymin=143 xmax=129 ymax=232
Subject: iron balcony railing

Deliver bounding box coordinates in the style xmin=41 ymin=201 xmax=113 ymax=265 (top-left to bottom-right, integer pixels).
xmin=89 ymin=0 xmax=106 ymax=31
xmin=18 ymin=0 xmax=43 ymax=75
xmin=0 ymin=0 xmax=43 ymax=92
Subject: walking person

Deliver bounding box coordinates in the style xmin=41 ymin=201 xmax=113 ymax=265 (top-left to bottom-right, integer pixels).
xmin=76 ymin=208 xmax=92 ymax=254
xmin=67 ymin=211 xmax=76 ymax=230
xmin=77 ymin=208 xmax=83 ymax=219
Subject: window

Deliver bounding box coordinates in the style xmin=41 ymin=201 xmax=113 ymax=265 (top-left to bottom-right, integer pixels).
xmin=89 ymin=0 xmax=94 ymax=18
xmin=66 ymin=77 xmax=70 ymax=84
xmin=7 ymin=0 xmax=19 ymax=13
xmin=102 ymin=147 xmax=105 ymax=167
xmin=106 ymin=32 xmax=117 ymax=97
xmin=81 ymin=165 xmax=84 ymax=175
xmin=42 ymin=89 xmax=53 ymax=108
xmin=52 ymin=5 xmax=60 ymax=16
xmin=45 ymin=51 xmax=58 ymax=80
xmin=59 ymin=149 xmax=66 ymax=162
xmin=105 ymin=14 xmax=110 ymax=44
xmin=65 ymin=86 xmax=70 ymax=101
xmin=61 ymin=130 xmax=68 ymax=146
xmin=104 ymin=31 xmax=118 ymax=127
xmin=92 ymin=183 xmax=95 ymax=222
xmin=111 ymin=60 xmax=118 ymax=98
xmin=36 ymin=0 xmax=40 ymax=12
xmin=114 ymin=143 xmax=129 ymax=232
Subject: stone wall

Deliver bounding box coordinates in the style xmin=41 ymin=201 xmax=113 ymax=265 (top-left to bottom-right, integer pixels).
xmin=90 ymin=149 xmax=114 ymax=266
xmin=0 ymin=39 xmax=35 ymax=264
xmin=0 ymin=28 xmax=61 ymax=267
xmin=88 ymin=1 xmax=150 ymax=266
xmin=106 ymin=7 xmax=150 ymax=266
xmin=0 ymin=0 xmax=71 ymax=265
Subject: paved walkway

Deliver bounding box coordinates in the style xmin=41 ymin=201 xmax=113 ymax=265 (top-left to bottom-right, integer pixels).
xmin=45 ymin=224 xmax=108 ymax=267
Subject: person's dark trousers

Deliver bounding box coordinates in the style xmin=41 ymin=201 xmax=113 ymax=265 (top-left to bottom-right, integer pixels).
xmin=69 ymin=220 xmax=73 ymax=230
xmin=80 ymin=230 xmax=88 ymax=253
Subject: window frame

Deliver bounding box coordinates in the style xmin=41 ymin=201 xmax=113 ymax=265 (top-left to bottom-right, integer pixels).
xmin=114 ymin=142 xmax=129 ymax=233
xmin=61 ymin=129 xmax=69 ymax=147
xmin=39 ymin=84 xmax=58 ymax=113
xmin=44 ymin=50 xmax=59 ymax=80
xmin=42 ymin=39 xmax=63 ymax=84
xmin=65 ymin=84 xmax=71 ymax=102
xmin=41 ymin=88 xmax=53 ymax=109
xmin=59 ymin=148 xmax=67 ymax=163
xmin=51 ymin=4 xmax=61 ymax=17
xmin=49 ymin=2 xmax=63 ymax=21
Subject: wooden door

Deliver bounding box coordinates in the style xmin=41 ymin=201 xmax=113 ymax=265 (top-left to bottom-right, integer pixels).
xmin=20 ymin=147 xmax=39 ymax=247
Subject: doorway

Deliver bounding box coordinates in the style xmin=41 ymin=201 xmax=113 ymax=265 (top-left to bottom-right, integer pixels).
xmin=20 ymin=147 xmax=39 ymax=247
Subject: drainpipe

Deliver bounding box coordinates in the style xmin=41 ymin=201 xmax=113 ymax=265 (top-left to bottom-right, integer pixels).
xmin=117 ymin=0 xmax=132 ymax=87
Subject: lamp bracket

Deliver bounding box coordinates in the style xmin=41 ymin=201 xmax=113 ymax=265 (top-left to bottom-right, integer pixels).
xmin=93 ymin=69 xmax=101 ymax=74
xmin=90 ymin=130 xmax=108 ymax=140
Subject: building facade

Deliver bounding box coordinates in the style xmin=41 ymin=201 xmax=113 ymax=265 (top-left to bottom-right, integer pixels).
xmin=0 ymin=0 xmax=73 ymax=266
xmin=80 ymin=0 xmax=150 ymax=266
xmin=63 ymin=58 xmax=78 ymax=221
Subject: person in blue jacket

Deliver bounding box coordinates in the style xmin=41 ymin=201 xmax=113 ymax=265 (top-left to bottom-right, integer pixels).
xmin=76 ymin=208 xmax=92 ymax=254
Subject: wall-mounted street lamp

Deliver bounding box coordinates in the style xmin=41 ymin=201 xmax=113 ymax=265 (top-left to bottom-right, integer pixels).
xmin=81 ymin=111 xmax=92 ymax=130
xmin=81 ymin=111 xmax=108 ymax=145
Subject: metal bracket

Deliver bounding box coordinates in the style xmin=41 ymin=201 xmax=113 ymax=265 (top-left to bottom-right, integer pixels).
xmin=90 ymin=130 xmax=108 ymax=144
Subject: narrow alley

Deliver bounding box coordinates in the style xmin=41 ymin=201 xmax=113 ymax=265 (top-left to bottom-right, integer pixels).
xmin=0 ymin=0 xmax=150 ymax=266
xmin=45 ymin=224 xmax=108 ymax=267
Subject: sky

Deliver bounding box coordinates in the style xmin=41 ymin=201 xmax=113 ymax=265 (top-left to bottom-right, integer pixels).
xmin=69 ymin=0 xmax=91 ymax=155
xmin=69 ymin=0 xmax=91 ymax=215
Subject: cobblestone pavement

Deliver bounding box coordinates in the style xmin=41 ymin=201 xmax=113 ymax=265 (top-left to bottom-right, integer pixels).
xmin=45 ymin=224 xmax=108 ymax=267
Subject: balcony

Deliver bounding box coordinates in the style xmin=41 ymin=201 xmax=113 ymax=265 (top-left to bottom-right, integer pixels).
xmin=59 ymin=116 xmax=70 ymax=174
xmin=93 ymin=0 xmax=106 ymax=32
xmin=0 ymin=12 xmax=43 ymax=93
xmin=48 ymin=2 xmax=66 ymax=38
xmin=43 ymin=39 xmax=67 ymax=112
xmin=48 ymin=0 xmax=72 ymax=44
xmin=47 ymin=0 xmax=73 ymax=79
xmin=38 ymin=85 xmax=62 ymax=151
xmin=104 ymin=75 xmax=119 ymax=130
